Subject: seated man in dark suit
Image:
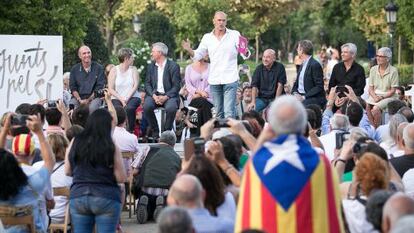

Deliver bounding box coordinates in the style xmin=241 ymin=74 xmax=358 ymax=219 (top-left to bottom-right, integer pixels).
xmin=131 ymin=131 xmax=182 ymax=224
xmin=292 ymin=40 xmax=327 ymax=108
xmin=144 ymin=42 xmax=181 ymax=139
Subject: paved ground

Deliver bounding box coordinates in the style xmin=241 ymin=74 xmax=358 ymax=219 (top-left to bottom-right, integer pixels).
xmin=121 ymin=211 xmax=157 ymax=233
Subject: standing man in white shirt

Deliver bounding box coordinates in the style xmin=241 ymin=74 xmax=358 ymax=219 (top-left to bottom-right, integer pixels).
xmin=182 ymin=11 xmax=249 ymax=118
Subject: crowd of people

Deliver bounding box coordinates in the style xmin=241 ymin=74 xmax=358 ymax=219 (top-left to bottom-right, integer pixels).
xmin=2 ymin=9 xmax=414 ymax=233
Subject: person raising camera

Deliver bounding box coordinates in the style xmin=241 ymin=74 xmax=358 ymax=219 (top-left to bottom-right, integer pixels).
xmin=69 ymin=45 xmax=106 ymax=113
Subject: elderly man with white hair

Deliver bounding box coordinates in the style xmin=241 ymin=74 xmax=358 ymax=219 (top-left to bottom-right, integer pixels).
xmin=144 ymin=42 xmax=181 ymax=140
xmin=390 ymin=123 xmax=414 ymax=177
xmin=235 ymin=95 xmax=344 ymax=232
xmin=319 ymin=113 xmax=351 ymax=161
xmin=366 ymin=47 xmax=399 ymax=128
xmin=328 ymin=43 xmax=366 ymax=97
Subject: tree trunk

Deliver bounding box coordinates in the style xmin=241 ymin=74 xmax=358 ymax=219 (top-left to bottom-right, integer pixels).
xmin=398 ymin=36 xmax=401 ymax=65
xmin=255 ymin=33 xmax=259 ymax=64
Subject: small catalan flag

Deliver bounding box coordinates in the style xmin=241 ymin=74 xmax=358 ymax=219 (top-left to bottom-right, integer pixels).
xmin=235 ymin=134 xmax=344 ymax=233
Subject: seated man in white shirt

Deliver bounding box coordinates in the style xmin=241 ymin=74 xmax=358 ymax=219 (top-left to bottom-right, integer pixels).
xmin=319 ymin=113 xmax=350 ymax=161
xmin=113 ymin=106 xmax=140 ymax=178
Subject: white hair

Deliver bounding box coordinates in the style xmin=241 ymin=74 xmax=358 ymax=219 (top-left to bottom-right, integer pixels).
xmin=63 ymin=72 xmax=70 ymax=80
xmin=378 ymin=47 xmax=392 ymax=62
xmin=341 ymin=43 xmax=357 ymax=57
xmin=403 ymin=124 xmax=414 ymax=150
xmin=152 ymin=42 xmax=168 ymax=56
xmin=329 ymin=113 xmax=350 ymax=131
xmin=349 ymin=127 xmax=369 ymax=141
xmin=268 ymin=95 xmax=307 ymax=135
xmin=389 ymin=114 xmax=407 ymax=142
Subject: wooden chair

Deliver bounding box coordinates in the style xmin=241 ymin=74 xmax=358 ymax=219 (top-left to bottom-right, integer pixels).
xmin=0 ymin=204 xmax=36 ymax=233
xmin=122 ymin=151 xmax=136 ymax=218
xmin=49 ymin=187 xmax=70 ymax=233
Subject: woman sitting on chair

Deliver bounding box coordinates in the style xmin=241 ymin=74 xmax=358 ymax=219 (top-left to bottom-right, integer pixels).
xmin=366 ymin=47 xmax=399 ymax=128
xmin=108 ymin=48 xmax=141 ymax=132
xmin=184 ymin=56 xmax=213 ymax=137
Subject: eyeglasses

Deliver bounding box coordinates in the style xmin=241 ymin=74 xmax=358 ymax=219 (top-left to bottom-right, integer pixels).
xmin=376 ymin=55 xmax=387 ymax=58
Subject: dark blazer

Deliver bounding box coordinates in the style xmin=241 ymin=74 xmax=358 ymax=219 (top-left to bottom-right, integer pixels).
xmin=292 ymin=57 xmax=325 ymax=99
xmin=145 ymin=59 xmax=181 ymax=99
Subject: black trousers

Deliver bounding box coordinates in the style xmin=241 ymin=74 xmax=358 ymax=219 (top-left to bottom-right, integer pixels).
xmin=143 ymin=97 xmax=178 ymax=136
xmin=189 ymin=97 xmax=213 ymax=137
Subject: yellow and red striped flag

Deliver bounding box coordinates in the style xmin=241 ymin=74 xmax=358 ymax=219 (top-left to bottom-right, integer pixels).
xmin=236 ymin=134 xmax=344 ymax=233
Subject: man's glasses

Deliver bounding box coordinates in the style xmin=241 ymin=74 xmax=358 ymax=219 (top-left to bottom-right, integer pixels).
xmin=376 ymin=55 xmax=387 ymax=58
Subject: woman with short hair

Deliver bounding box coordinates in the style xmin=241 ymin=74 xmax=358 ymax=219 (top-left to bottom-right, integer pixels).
xmin=108 ymin=48 xmax=141 ymax=132
xmin=366 ymin=47 xmax=399 ymax=128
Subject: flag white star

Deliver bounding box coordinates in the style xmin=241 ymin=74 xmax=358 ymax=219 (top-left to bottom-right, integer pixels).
xmin=263 ymin=135 xmax=305 ymax=174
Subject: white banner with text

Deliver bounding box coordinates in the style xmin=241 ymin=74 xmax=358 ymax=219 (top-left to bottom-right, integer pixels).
xmin=0 ymin=35 xmax=63 ymax=115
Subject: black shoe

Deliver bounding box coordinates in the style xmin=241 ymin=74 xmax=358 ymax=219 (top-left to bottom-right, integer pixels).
xmin=153 ymin=196 xmax=165 ymax=222
xmin=136 ymin=195 xmax=148 ymax=224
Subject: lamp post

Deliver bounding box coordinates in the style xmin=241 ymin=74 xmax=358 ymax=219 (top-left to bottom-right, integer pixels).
xmin=132 ymin=15 xmax=141 ymax=34
xmin=384 ymin=0 xmax=398 ymax=63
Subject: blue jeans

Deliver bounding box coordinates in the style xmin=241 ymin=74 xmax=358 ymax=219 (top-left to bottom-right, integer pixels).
xmin=255 ymin=98 xmax=273 ymax=113
xmin=70 ymin=196 xmax=121 ymax=233
xmin=210 ymin=81 xmax=238 ymax=118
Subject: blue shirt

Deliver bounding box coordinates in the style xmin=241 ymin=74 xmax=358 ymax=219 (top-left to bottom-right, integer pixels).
xmin=0 ymin=167 xmax=50 ymax=233
xmin=188 ymin=208 xmax=234 ymax=233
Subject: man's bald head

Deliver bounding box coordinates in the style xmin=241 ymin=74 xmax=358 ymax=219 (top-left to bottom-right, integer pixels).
xmin=167 ymin=174 xmax=203 ymax=208
xmin=78 ymin=45 xmax=92 ymax=65
xmin=382 ymin=193 xmax=414 ymax=233
xmin=213 ymin=11 xmax=227 ymax=32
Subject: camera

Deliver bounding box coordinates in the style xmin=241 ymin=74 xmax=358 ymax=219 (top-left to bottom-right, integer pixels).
xmin=94 ymin=89 xmax=105 ymax=98
xmin=353 ymin=142 xmax=368 ymax=154
xmin=214 ymin=118 xmax=229 ymax=128
xmin=11 ymin=114 xmax=29 ymax=126
xmin=184 ymin=137 xmax=205 ymax=160
xmin=336 ymin=85 xmax=349 ymax=98
xmin=47 ymin=100 xmax=57 ymax=108
xmin=335 ymin=131 xmax=350 ymax=149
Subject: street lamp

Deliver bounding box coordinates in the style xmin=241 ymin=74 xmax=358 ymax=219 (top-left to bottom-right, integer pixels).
xmin=384 ymin=0 xmax=398 ymax=62
xmin=132 ymin=15 xmax=141 ymax=34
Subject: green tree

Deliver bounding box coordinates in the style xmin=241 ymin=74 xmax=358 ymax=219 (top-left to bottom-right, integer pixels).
xmin=396 ymin=0 xmax=414 ymax=49
xmin=140 ymin=10 xmax=176 ymax=57
xmin=171 ymin=0 xmax=231 ymax=49
xmin=82 ymin=0 xmax=149 ymax=54
xmin=319 ymin=0 xmax=367 ymax=56
xmin=0 ymin=0 xmax=91 ymax=71
xmin=350 ymin=0 xmax=388 ymax=43
xmin=84 ymin=19 xmax=110 ymax=67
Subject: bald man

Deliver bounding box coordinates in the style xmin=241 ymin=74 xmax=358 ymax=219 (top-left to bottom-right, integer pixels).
xmin=182 ymin=11 xmax=249 ymax=118
xmin=248 ymin=49 xmax=287 ymax=112
xmin=167 ymin=174 xmax=233 ymax=233
xmin=69 ymin=45 xmax=105 ymax=112
xmin=382 ymin=193 xmax=414 ymax=233
xmin=390 ymin=123 xmax=414 ymax=177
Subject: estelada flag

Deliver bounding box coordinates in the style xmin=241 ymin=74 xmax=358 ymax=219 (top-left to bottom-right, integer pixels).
xmin=235 ymin=134 xmax=344 ymax=233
